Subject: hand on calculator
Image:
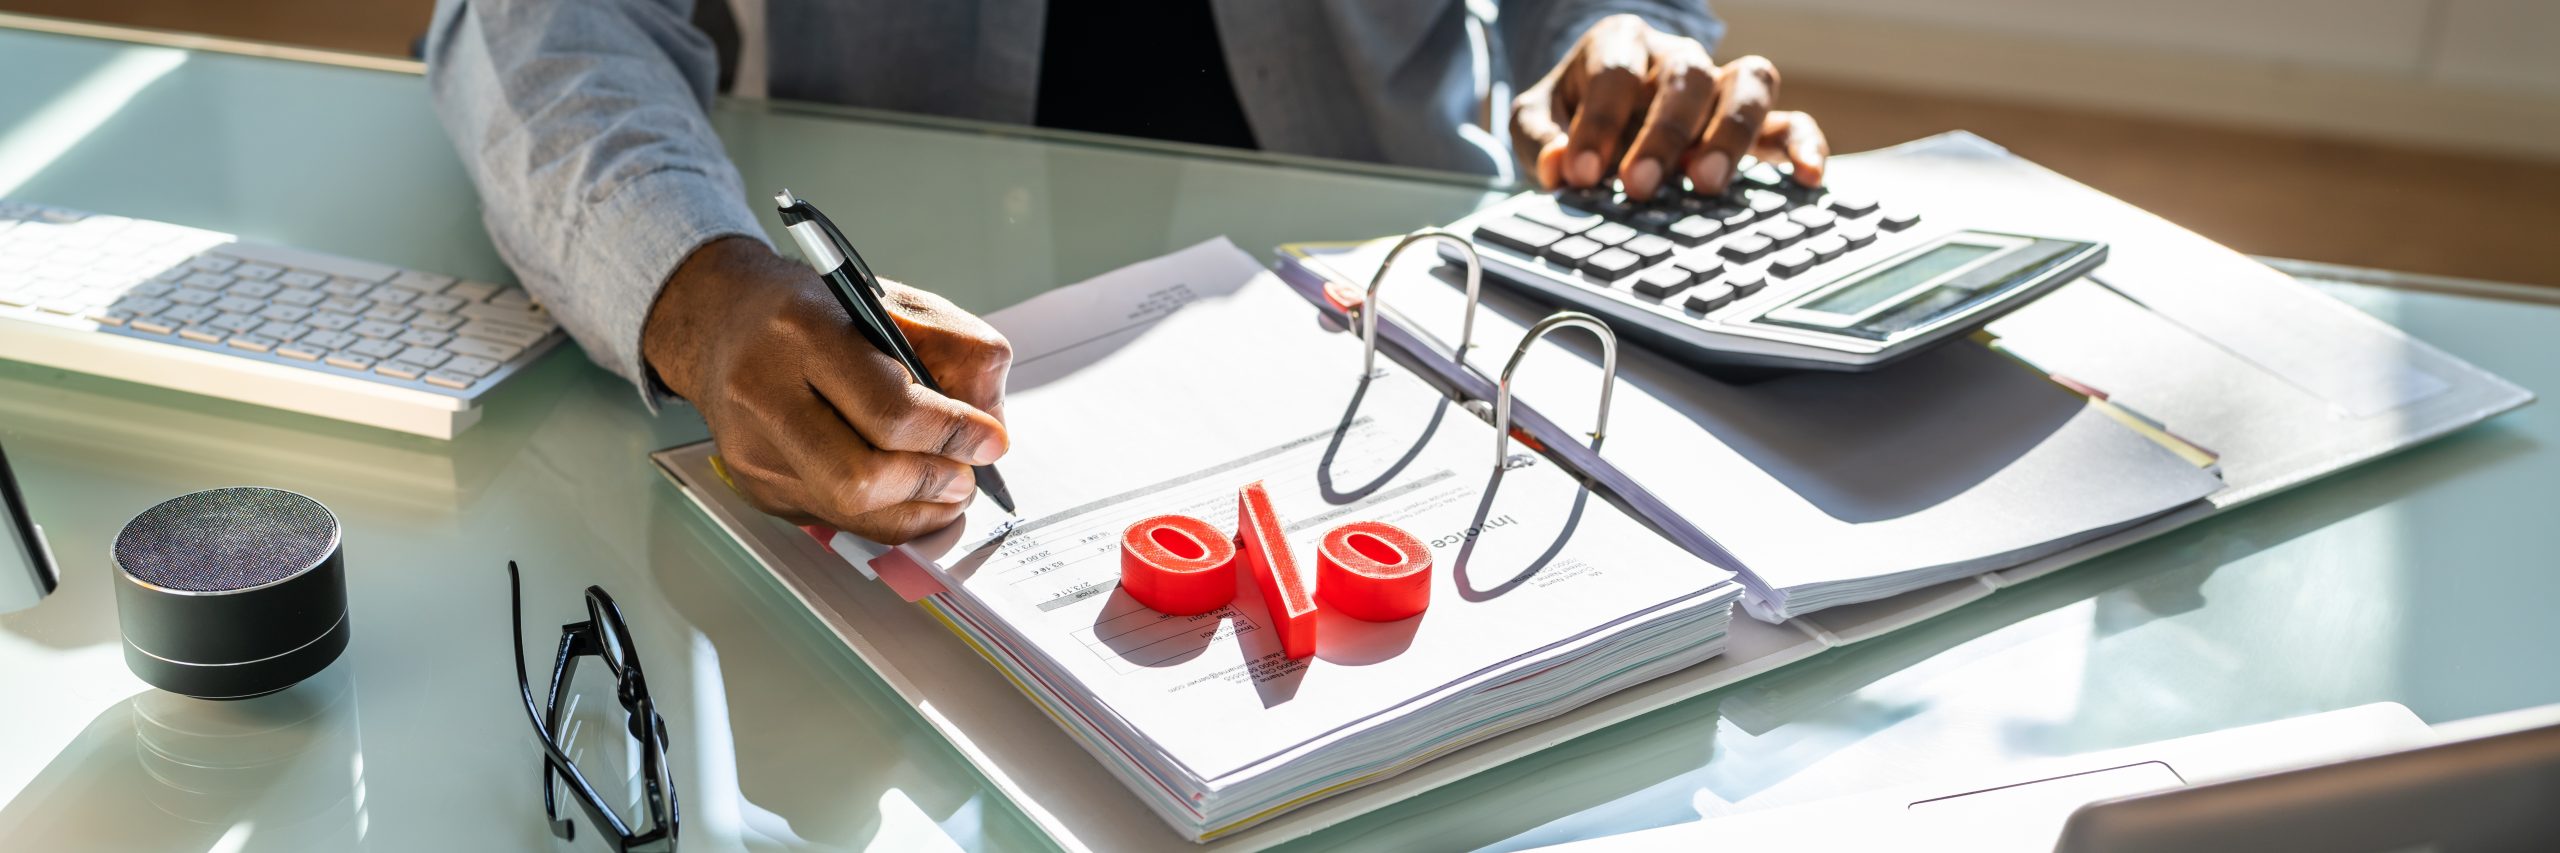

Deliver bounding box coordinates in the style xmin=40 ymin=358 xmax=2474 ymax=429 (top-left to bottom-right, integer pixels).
xmin=1511 ymin=14 xmax=1830 ymax=201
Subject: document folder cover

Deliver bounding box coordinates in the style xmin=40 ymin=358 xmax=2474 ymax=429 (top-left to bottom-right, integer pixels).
xmin=653 ymin=134 xmax=2529 ymax=851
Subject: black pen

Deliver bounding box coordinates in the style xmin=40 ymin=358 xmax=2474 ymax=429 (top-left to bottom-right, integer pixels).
xmin=774 ymin=189 xmax=1017 ymax=515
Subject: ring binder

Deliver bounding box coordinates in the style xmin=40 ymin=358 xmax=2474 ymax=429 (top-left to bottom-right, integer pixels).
xmin=1494 ymin=311 xmax=1617 ymax=467
xmin=1358 ymin=229 xmax=1482 ymax=376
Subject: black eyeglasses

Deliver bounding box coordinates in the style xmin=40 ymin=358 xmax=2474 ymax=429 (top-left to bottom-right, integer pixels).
xmin=508 ymin=561 xmax=679 ymax=852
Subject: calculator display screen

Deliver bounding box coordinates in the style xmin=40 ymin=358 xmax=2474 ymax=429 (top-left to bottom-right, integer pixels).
xmin=1797 ymin=243 xmax=1999 ymax=316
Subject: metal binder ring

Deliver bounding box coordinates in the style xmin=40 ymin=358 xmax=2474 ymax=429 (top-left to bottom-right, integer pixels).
xmin=1494 ymin=312 xmax=1617 ymax=468
xmin=1359 ymin=229 xmax=1484 ymax=376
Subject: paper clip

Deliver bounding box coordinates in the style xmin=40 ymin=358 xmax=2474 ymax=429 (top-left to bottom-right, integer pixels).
xmin=1493 ymin=311 xmax=1617 ymax=467
xmin=1357 ymin=229 xmax=1484 ymax=377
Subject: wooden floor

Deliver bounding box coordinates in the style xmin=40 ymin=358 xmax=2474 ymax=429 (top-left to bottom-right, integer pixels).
xmin=6 ymin=1 xmax=2554 ymax=287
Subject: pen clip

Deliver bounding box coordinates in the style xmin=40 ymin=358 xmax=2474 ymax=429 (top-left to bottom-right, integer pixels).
xmin=1493 ymin=311 xmax=1617 ymax=468
xmin=1358 ymin=229 xmax=1482 ymax=377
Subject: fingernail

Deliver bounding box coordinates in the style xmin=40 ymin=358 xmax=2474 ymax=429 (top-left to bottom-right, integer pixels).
xmin=970 ymin=433 xmax=1007 ymax=465
xmin=1625 ymin=159 xmax=1662 ymax=199
xmin=1570 ymin=150 xmax=1602 ymax=186
xmin=938 ymin=473 xmax=977 ymax=503
xmin=1692 ymin=151 xmax=1732 ymax=193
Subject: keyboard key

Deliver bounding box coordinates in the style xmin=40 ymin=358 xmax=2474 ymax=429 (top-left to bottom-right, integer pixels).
xmin=212 ymin=296 xmax=265 ymax=314
xmin=322 ymin=277 xmax=375 ymax=297
xmin=456 ymin=302 xmax=556 ymax=331
xmin=231 ymin=263 xmax=284 ymax=281
xmin=364 ymin=304 xmax=418 ymax=323
xmin=396 ymin=329 xmax=453 ymax=348
xmin=318 ymin=295 xmax=370 ymax=314
xmin=127 ymin=280 xmax=174 ymax=297
xmin=1632 ymin=266 xmax=1694 ymax=298
xmin=179 ymin=326 xmax=227 ymax=344
xmin=325 ymin=352 xmax=377 ymax=371
xmin=348 ymin=338 xmax=407 ymax=360
xmin=1768 ymin=248 xmax=1818 ymax=277
xmin=187 ymin=256 xmax=238 ymax=273
xmin=370 ymin=287 xmax=420 ymax=306
xmin=1743 ymin=189 xmax=1789 ymax=215
xmin=1542 ymin=235 xmax=1603 ymax=266
xmin=1580 ymin=248 xmax=1643 ymax=281
xmin=1717 ymin=234 xmax=1775 ymax=261
xmin=391 ymin=270 xmax=457 ymax=293
xmin=351 ymin=319 xmax=406 ymax=339
xmin=1881 ymin=209 xmax=1922 ymax=231
xmin=301 ymin=330 xmax=357 ymax=351
xmin=308 ymin=311 xmax=359 ymax=331
xmin=411 ymin=293 xmax=467 ymax=315
xmin=210 ymin=312 xmax=263 ymax=333
xmin=276 ymin=342 xmax=327 ymax=361
xmin=445 ymin=337 xmax=524 ymax=362
xmin=398 ymin=346 xmax=452 ymax=369
xmin=1825 ymin=195 xmax=1879 ymax=216
xmin=1759 ymin=221 xmax=1808 ymax=246
xmin=1621 ymin=234 xmax=1675 ymax=265
xmin=1805 ymin=233 xmax=1850 ymax=262
xmin=226 ymin=334 xmax=279 ymax=353
xmin=1582 ymin=222 xmax=1638 ymax=247
xmin=181 ymin=272 xmax=234 ymax=290
xmin=1787 ymin=207 xmax=1837 ymax=232
xmin=1474 ymin=217 xmax=1565 ymax=254
xmin=130 ymin=316 xmax=180 ymax=334
xmin=442 ymin=354 xmax=503 ymax=377
xmin=1626 ymin=206 xmax=1683 ymax=233
xmin=228 ymin=280 xmax=280 ymax=299
xmin=424 ymin=370 xmax=481 ymax=390
xmin=258 ymin=304 xmax=312 ymax=323
xmin=1726 ymin=271 xmax=1767 ymax=298
xmin=1719 ymin=208 xmax=1760 ymax=230
xmin=1667 ymin=216 xmax=1721 ymax=246
xmin=409 ymin=312 xmax=463 ymax=332
xmin=162 ymin=305 xmax=217 ymax=325
xmin=488 ymin=288 xmax=538 ymax=311
xmin=170 ymin=286 xmax=220 ymax=305
xmin=1684 ymin=282 xmax=1737 ymax=313
xmin=273 ymin=287 xmax=326 ymax=307
xmin=111 ymin=296 xmax=172 ymax=316
xmin=374 ymin=361 xmax=426 ymax=381
xmin=276 ymin=270 xmax=330 ymax=289
xmin=1556 ymin=188 xmax=1628 ymax=218
xmin=444 ymin=280 xmax=502 ymax=302
xmin=88 ymin=308 xmax=134 ymax=326
xmin=1736 ymin=161 xmax=1785 ymax=190
xmin=255 ymin=321 xmax=308 ymax=342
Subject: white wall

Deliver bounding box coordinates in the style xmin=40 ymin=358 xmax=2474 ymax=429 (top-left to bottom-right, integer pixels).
xmin=1711 ymin=0 xmax=2560 ymax=160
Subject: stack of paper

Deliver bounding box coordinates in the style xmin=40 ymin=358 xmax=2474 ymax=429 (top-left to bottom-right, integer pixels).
xmin=823 ymin=241 xmax=1741 ymax=840
xmin=1280 ymin=237 xmax=2227 ymax=621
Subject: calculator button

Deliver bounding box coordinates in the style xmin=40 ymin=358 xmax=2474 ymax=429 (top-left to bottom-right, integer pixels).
xmin=1768 ymin=248 xmax=1818 ymax=277
xmin=1881 ymin=210 xmax=1923 ymax=231
xmin=1626 ymin=206 xmax=1683 ymax=232
xmin=1667 ymin=216 xmax=1722 ymax=246
xmin=1544 ymin=235 xmax=1603 ymax=265
xmin=1758 ymin=221 xmax=1808 ymax=246
xmin=1825 ymin=195 xmax=1880 ymax=216
xmin=1839 ymin=222 xmax=1878 ymax=248
xmin=1743 ymin=189 xmax=1789 ymax=215
xmin=1717 ymin=235 xmax=1775 ymax=261
xmin=1805 ymin=234 xmax=1850 ymax=262
xmin=1674 ymin=255 xmax=1725 ymax=281
xmin=1684 ymin=282 xmax=1737 ymax=313
xmin=1583 ymin=222 xmax=1638 ymax=247
xmin=1558 ymin=188 xmax=1629 ymax=218
xmin=1726 ymin=271 xmax=1767 ymax=298
xmin=1581 ymin=248 xmax=1643 ymax=281
xmin=1620 ymin=234 xmax=1675 ymax=265
xmin=1787 ymin=207 xmax=1837 ymax=233
xmin=1632 ymin=266 xmax=1694 ymax=298
xmin=1516 ymin=200 xmax=1602 ymax=235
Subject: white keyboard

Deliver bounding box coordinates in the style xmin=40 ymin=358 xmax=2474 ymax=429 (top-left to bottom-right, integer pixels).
xmin=0 ymin=200 xmax=565 ymax=438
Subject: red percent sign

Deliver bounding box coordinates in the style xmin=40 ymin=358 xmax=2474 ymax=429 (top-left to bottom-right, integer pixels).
xmin=1118 ymin=481 xmax=1433 ymax=659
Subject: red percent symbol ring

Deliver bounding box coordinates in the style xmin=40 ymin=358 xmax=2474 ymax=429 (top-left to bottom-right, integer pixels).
xmin=1119 ymin=514 xmax=1238 ymax=616
xmin=1315 ymin=521 xmax=1433 ymax=622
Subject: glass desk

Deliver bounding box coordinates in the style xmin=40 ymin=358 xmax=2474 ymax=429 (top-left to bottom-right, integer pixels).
xmin=1 ymin=23 xmax=2554 ymax=853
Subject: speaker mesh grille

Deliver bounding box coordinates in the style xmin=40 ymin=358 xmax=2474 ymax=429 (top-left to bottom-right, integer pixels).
xmin=116 ymin=488 xmax=337 ymax=592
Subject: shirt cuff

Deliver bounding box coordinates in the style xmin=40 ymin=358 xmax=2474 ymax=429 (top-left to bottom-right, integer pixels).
xmin=574 ymin=165 xmax=769 ymax=414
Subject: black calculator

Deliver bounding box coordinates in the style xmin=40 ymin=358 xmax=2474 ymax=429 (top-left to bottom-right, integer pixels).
xmin=1443 ymin=160 xmax=2106 ymax=375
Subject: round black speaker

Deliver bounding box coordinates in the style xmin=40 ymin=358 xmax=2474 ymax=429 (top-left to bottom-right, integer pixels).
xmin=112 ymin=487 xmax=349 ymax=700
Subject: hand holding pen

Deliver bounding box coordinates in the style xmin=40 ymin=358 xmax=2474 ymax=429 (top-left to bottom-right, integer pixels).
xmin=777 ymin=190 xmax=1019 ymax=515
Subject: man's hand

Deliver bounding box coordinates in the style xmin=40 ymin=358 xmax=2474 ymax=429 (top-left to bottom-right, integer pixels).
xmin=1511 ymin=14 xmax=1829 ymax=201
xmin=643 ymin=237 xmax=1012 ymax=544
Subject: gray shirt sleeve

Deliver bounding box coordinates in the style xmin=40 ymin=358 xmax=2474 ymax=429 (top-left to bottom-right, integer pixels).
xmin=1499 ymin=0 xmax=1725 ymax=90
xmin=425 ymin=0 xmax=767 ymax=408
